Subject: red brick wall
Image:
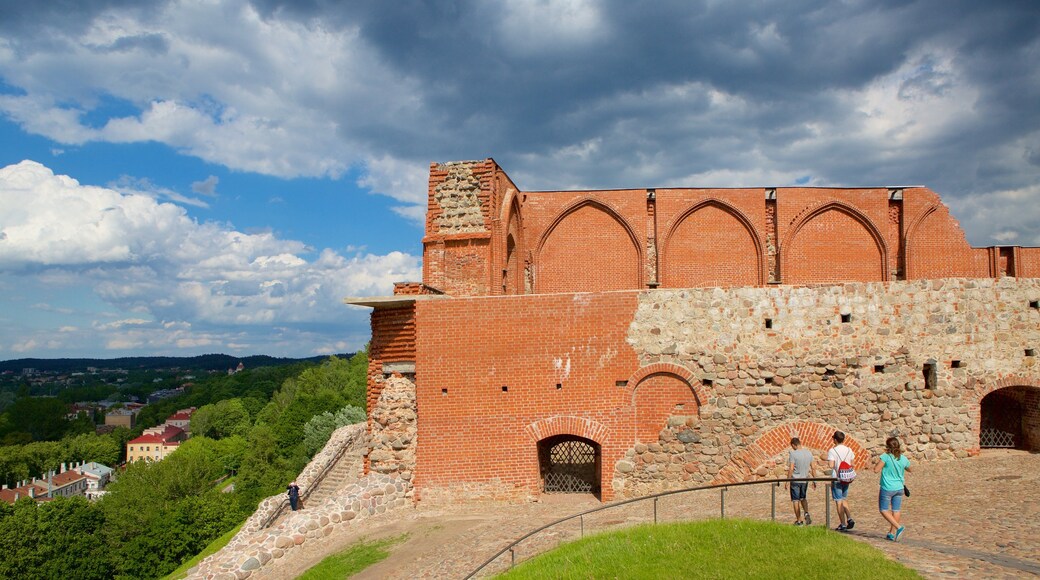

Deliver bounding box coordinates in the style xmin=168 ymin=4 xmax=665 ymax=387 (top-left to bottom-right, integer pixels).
xmin=536 ymin=202 xmax=642 ymax=293
xmin=1019 ymin=248 xmax=1040 ymax=278
xmin=633 ymin=373 xmax=699 ymax=443
xmin=366 ymin=306 xmax=416 ymax=416
xmin=783 ymin=206 xmax=885 ymax=284
xmin=903 ymin=189 xmax=989 ymax=279
xmin=413 ymin=292 xmax=642 ymax=500
xmin=422 ymin=162 xmax=1024 ymax=295
xmin=660 ymin=200 xmax=762 ymax=288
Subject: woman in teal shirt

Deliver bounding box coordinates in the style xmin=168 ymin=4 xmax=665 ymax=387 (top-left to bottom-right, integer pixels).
xmin=873 ymin=437 xmax=911 ymax=541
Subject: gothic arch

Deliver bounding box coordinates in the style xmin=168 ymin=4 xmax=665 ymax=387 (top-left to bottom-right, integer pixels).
xmin=780 ymin=201 xmax=888 ymax=283
xmin=660 ymin=199 xmax=766 ymax=287
xmin=535 ymin=197 xmax=643 ymax=293
xmin=902 ymin=204 xmax=938 ymax=280
xmin=502 ymin=196 xmax=524 ymax=294
xmin=712 ymin=421 xmax=867 ymax=484
xmin=626 ymin=363 xmax=709 ymax=407
xmin=524 ymin=415 xmax=611 ymax=445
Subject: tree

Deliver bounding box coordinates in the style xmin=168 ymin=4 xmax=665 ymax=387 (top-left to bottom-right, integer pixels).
xmin=1 ymin=397 xmax=69 ymax=441
xmin=303 ymin=405 xmax=366 ymax=454
xmin=190 ymin=399 xmax=251 ymax=439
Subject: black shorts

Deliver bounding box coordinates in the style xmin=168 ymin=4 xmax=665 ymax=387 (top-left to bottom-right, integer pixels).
xmin=790 ymin=482 xmax=808 ymax=501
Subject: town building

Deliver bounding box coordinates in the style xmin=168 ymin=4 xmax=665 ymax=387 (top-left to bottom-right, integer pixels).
xmin=350 ymin=158 xmax=1040 ymax=502
xmin=0 ymin=462 xmax=95 ymax=504
xmin=126 ymin=425 xmax=186 ymax=462
xmin=73 ymin=462 xmax=115 ymax=500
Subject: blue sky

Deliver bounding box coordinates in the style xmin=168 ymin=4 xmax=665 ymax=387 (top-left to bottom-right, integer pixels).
xmin=0 ymin=0 xmax=1038 ymax=359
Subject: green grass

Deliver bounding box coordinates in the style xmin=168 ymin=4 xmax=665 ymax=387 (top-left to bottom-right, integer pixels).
xmin=298 ymin=534 xmax=407 ymax=580
xmin=164 ymin=522 xmax=244 ymax=580
xmin=497 ymin=519 xmax=921 ymax=580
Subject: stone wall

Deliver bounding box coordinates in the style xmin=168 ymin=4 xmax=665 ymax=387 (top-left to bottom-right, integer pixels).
xmin=367 ymin=374 xmax=417 ymax=492
xmin=616 ymin=277 xmax=1040 ymax=496
xmin=187 ymin=423 xmax=408 ymax=579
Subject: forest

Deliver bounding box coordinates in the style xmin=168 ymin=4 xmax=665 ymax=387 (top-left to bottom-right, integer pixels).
xmin=0 ymin=352 xmax=368 ymax=579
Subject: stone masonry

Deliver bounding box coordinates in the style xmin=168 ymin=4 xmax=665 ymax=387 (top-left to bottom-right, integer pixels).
xmin=349 ymin=158 xmax=1040 ymax=503
xmin=187 ymin=424 xmax=409 ymax=579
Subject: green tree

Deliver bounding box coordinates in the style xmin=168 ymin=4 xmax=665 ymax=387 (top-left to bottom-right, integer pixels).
xmin=303 ymin=405 xmax=366 ymax=455
xmin=190 ymin=398 xmax=252 ymax=439
xmin=2 ymin=397 xmax=69 ymax=441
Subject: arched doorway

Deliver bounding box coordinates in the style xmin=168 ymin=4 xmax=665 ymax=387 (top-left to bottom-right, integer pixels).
xmin=980 ymin=386 xmax=1040 ymax=451
xmin=538 ymin=435 xmax=601 ymax=495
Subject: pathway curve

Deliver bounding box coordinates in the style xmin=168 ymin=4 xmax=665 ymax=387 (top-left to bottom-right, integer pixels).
xmin=254 ymin=449 xmax=1040 ymax=579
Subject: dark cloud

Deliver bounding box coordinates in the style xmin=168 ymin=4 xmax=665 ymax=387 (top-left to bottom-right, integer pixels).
xmin=1 ymin=0 xmax=1037 ymax=243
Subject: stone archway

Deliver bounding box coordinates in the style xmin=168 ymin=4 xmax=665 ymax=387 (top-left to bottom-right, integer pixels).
xmin=538 ymin=435 xmax=601 ymax=495
xmin=713 ymin=421 xmax=867 ymax=484
xmin=980 ymin=386 xmax=1040 ymax=451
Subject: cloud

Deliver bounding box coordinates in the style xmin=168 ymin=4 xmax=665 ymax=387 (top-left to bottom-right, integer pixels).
xmin=109 ymin=174 xmax=211 ymax=208
xmin=0 ymin=160 xmax=421 ymax=356
xmin=0 ymin=0 xmax=1038 ymax=244
xmin=191 ymin=175 xmax=219 ymax=196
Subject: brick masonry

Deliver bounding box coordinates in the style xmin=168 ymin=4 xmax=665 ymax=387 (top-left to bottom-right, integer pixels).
xmin=354 ymin=159 xmax=1040 ymax=503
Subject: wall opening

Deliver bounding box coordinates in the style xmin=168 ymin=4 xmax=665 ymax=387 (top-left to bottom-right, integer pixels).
xmin=538 ymin=435 xmax=601 ymax=496
xmin=980 ymin=386 xmax=1040 ymax=451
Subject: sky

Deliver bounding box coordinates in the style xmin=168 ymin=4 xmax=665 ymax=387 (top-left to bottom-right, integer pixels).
xmin=0 ymin=0 xmax=1038 ymax=359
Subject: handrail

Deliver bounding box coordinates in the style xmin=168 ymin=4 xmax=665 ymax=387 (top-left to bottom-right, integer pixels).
xmin=260 ymin=426 xmax=367 ymax=529
xmin=465 ymin=476 xmax=837 ymax=579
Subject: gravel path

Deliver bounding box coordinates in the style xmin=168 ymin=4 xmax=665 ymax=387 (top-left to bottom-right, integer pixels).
xmin=259 ymin=449 xmax=1040 ymax=579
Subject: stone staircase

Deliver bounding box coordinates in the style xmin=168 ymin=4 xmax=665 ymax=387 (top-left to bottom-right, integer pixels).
xmin=304 ymin=450 xmax=364 ymax=506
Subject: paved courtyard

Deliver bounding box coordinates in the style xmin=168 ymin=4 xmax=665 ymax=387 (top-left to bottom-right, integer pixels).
xmin=253 ymin=449 xmax=1040 ymax=579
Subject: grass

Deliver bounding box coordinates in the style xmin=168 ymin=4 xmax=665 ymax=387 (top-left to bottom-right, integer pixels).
xmin=163 ymin=522 xmax=244 ymax=580
xmin=496 ymin=519 xmax=921 ymax=580
xmin=298 ymin=534 xmax=408 ymax=580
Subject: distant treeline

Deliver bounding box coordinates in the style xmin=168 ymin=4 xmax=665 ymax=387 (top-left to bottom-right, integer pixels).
xmin=0 ymin=353 xmax=353 ymax=373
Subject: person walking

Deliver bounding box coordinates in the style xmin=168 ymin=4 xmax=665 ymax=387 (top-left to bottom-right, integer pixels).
xmin=828 ymin=431 xmax=856 ymax=531
xmin=785 ymin=437 xmax=817 ymax=525
xmin=287 ymin=481 xmax=301 ymax=511
xmin=873 ymin=436 xmax=911 ymax=541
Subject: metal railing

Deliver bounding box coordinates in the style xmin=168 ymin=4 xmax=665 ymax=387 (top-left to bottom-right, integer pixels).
xmin=465 ymin=477 xmax=838 ymax=579
xmin=259 ymin=426 xmax=367 ymax=529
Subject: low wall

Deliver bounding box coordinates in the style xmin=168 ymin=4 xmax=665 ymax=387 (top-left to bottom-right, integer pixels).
xmin=187 ymin=424 xmax=410 ymax=579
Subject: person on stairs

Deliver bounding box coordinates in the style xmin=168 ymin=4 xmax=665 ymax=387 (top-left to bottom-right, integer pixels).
xmin=288 ymin=480 xmax=302 ymax=511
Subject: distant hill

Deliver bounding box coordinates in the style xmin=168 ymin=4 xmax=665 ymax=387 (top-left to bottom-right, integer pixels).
xmin=0 ymin=353 xmax=353 ymax=373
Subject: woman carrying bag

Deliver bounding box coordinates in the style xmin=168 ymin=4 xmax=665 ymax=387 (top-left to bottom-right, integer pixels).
xmin=873 ymin=437 xmax=911 ymax=541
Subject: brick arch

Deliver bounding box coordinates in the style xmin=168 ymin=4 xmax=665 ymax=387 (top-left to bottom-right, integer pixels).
xmin=780 ymin=201 xmax=888 ymax=284
xmin=502 ymin=197 xmax=524 ymax=294
xmin=967 ymin=374 xmax=1040 ymax=408
xmin=627 ymin=363 xmax=708 ymax=407
xmin=660 ymin=199 xmax=766 ymax=288
xmin=535 ymin=198 xmax=643 ymax=293
xmin=524 ymin=415 xmax=610 ymax=445
xmin=712 ymin=421 xmax=868 ymax=484
xmin=969 ymin=375 xmax=1040 ymax=453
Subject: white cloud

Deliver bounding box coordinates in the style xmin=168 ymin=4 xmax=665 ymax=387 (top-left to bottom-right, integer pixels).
xmin=0 ymin=160 xmax=421 ymax=356
xmin=0 ymin=0 xmax=422 ymax=187
xmin=357 ymin=154 xmax=429 ymax=222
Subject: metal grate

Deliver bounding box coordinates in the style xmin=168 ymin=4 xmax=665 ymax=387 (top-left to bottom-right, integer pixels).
xmin=544 ymin=440 xmax=597 ymax=493
xmin=980 ymin=428 xmax=1015 ymax=448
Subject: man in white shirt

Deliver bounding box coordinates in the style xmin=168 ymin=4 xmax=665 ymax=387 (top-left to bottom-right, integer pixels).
xmin=827 ymin=431 xmax=856 ymax=531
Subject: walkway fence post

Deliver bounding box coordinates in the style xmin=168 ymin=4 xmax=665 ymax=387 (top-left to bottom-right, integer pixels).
xmin=580 ymin=515 xmax=584 ymax=538
xmin=653 ymin=498 xmax=658 ymax=524
xmin=770 ymin=483 xmax=776 ymax=521
xmin=720 ymin=487 xmax=726 ymax=519
xmin=825 ymin=483 xmax=832 ymax=529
